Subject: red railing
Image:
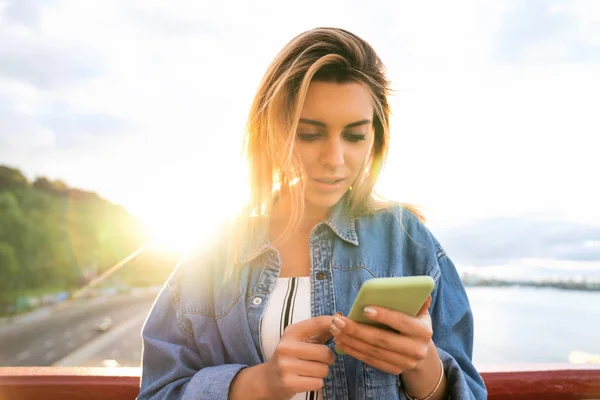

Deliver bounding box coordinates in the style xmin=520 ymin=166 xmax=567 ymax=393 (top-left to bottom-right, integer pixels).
xmin=0 ymin=365 xmax=599 ymax=399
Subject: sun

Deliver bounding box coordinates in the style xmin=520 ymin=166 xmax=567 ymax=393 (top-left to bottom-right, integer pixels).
xmin=140 ymin=198 xmax=226 ymax=255
xmin=132 ymin=180 xmax=249 ymax=256
xmin=146 ymin=216 xmax=203 ymax=255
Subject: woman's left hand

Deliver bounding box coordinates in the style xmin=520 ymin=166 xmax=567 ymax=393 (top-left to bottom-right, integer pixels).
xmin=329 ymin=296 xmax=433 ymax=375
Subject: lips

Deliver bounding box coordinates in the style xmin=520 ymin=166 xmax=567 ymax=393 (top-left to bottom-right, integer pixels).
xmin=314 ymin=177 xmax=344 ymax=184
xmin=311 ymin=177 xmax=346 ymax=192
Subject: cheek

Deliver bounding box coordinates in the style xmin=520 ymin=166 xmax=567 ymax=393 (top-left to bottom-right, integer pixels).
xmin=295 ymin=144 xmax=321 ymax=168
xmin=347 ymin=146 xmax=371 ymax=173
xmin=294 ymin=141 xmax=372 ymax=172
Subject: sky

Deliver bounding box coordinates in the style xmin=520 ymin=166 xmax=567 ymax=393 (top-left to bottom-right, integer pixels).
xmin=1 ymin=0 xmax=599 ymax=239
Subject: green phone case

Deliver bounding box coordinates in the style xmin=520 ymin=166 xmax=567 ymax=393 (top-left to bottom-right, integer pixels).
xmin=334 ymin=275 xmax=435 ymax=355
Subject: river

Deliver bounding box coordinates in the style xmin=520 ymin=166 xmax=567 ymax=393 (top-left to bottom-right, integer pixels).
xmin=466 ymin=286 xmax=600 ymax=366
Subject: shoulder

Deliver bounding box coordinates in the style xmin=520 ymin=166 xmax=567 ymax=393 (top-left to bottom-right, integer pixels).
xmin=162 ymin=222 xmax=236 ymax=311
xmin=358 ymin=201 xmax=436 ymax=245
xmin=354 ymin=202 xmax=448 ymax=277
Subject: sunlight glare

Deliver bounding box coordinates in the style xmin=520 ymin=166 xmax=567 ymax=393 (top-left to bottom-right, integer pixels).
xmin=146 ymin=216 xmax=205 ymax=255
xmin=137 ymin=163 xmax=249 ymax=256
xmin=143 ymin=195 xmax=231 ymax=255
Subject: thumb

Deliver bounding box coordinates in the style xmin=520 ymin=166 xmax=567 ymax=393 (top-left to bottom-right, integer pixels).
xmin=306 ymin=328 xmax=334 ymax=345
xmin=283 ymin=315 xmax=333 ymax=344
xmin=417 ymin=296 xmax=432 ymax=316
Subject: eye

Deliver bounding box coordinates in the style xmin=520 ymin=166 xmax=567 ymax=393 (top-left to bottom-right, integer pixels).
xmin=297 ymin=133 xmax=321 ymax=142
xmin=344 ymin=133 xmax=366 ymax=142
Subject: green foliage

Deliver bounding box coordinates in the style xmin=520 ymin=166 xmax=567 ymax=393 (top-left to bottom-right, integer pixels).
xmin=0 ymin=165 xmax=29 ymax=189
xmin=0 ymin=165 xmax=169 ymax=313
xmin=0 ymin=241 xmax=19 ymax=281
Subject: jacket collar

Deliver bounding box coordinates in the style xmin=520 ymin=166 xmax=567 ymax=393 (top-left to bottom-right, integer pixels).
xmin=242 ymin=195 xmax=359 ymax=264
xmin=322 ymin=196 xmax=359 ymax=246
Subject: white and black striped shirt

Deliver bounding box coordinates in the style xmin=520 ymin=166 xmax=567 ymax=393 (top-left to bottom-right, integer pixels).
xmin=261 ymin=276 xmax=322 ymax=400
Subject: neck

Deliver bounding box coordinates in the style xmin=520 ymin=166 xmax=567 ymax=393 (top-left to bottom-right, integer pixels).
xmin=271 ymin=194 xmax=330 ymax=234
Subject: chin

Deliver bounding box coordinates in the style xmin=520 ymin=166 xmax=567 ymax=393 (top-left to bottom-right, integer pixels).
xmin=305 ymin=191 xmax=345 ymax=213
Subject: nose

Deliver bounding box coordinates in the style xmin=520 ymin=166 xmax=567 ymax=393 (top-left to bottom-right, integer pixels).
xmin=320 ymin=137 xmax=344 ymax=169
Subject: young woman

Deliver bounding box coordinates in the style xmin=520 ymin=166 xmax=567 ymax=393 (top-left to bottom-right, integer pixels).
xmin=138 ymin=27 xmax=487 ymax=400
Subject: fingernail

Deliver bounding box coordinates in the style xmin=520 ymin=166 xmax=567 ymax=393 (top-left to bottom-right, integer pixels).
xmin=330 ymin=324 xmax=341 ymax=335
xmin=363 ymin=306 xmax=377 ymax=317
xmin=307 ymin=335 xmax=321 ymax=343
xmin=332 ymin=316 xmax=346 ymax=329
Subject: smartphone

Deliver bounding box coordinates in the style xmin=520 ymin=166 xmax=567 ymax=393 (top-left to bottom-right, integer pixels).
xmin=334 ymin=275 xmax=435 ymax=355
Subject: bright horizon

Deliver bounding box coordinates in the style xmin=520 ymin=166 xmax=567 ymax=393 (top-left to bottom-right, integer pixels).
xmin=1 ymin=0 xmax=599 ymax=248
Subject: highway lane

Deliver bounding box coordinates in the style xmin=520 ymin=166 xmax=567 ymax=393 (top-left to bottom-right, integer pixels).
xmin=0 ymin=291 xmax=156 ymax=367
xmin=75 ymin=312 xmax=148 ymax=368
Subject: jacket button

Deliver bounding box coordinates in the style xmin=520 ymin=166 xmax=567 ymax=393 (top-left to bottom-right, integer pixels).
xmin=252 ymin=297 xmax=262 ymax=305
xmin=316 ymin=271 xmax=327 ymax=280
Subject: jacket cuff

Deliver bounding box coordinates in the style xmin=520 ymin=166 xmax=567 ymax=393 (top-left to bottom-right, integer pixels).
xmin=437 ymin=347 xmax=484 ymax=399
xmin=182 ymin=363 xmax=248 ymax=400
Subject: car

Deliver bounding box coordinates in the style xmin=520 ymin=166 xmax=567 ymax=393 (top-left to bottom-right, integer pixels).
xmin=94 ymin=317 xmax=113 ymax=332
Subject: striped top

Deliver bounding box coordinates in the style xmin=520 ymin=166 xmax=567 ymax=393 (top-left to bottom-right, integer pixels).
xmin=261 ymin=277 xmax=322 ymax=400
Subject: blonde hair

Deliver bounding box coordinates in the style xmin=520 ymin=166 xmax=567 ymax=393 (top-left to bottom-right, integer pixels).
xmin=224 ymin=27 xmax=420 ymax=280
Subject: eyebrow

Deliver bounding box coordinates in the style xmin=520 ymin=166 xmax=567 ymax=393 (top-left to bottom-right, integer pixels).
xmin=298 ymin=118 xmax=372 ymax=129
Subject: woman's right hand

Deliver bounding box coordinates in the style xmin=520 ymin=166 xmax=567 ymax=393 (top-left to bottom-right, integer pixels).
xmin=264 ymin=315 xmax=335 ymax=399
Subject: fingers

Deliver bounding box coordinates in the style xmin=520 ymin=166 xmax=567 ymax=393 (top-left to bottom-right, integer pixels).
xmin=268 ymin=316 xmax=336 ymax=398
xmin=276 ymin=358 xmax=331 ymax=379
xmin=306 ymin=328 xmax=334 ymax=345
xmin=361 ymin=305 xmax=433 ymax=339
xmin=417 ymin=296 xmax=432 ymax=316
xmin=331 ymin=316 xmax=426 ymax=359
xmin=278 ymin=338 xmax=336 ymax=366
xmin=334 ymin=340 xmax=413 ymax=375
xmin=283 ymin=315 xmax=334 ymax=343
xmin=281 ymin=376 xmax=326 ymax=394
xmin=334 ymin=331 xmax=426 ymax=370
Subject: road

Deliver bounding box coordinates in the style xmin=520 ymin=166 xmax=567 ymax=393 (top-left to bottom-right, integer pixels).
xmin=3 ymin=287 xmax=600 ymax=368
xmin=0 ymin=290 xmax=157 ymax=367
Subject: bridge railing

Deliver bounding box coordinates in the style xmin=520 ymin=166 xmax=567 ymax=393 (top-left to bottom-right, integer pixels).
xmin=1 ymin=365 xmax=599 ymax=400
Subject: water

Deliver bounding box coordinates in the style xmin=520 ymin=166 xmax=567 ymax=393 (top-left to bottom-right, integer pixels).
xmin=466 ymin=286 xmax=600 ymax=366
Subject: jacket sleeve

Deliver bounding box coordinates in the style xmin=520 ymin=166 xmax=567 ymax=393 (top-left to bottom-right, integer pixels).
xmin=137 ymin=280 xmax=248 ymax=400
xmin=426 ymin=249 xmax=488 ymax=400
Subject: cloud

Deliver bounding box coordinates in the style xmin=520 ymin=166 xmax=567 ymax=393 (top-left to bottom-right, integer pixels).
xmin=436 ymin=217 xmax=600 ymax=266
xmin=496 ymin=0 xmax=600 ymax=63
xmin=0 ymin=43 xmax=104 ymax=89
xmin=0 ymin=0 xmax=598 ymax=230
xmin=0 ymin=2 xmax=106 ymax=89
xmin=0 ymin=93 xmax=137 ymax=151
xmin=123 ymin=4 xmax=219 ymax=37
xmin=0 ymin=1 xmax=138 ymax=159
xmin=42 ymin=109 xmax=136 ymax=149
xmin=0 ymin=94 xmax=56 ymax=148
xmin=1 ymin=0 xmax=58 ymax=27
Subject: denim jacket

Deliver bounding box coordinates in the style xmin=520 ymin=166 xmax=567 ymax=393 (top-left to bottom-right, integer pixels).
xmin=138 ymin=200 xmax=487 ymax=399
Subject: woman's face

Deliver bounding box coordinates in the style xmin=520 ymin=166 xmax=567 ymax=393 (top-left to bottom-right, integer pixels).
xmin=295 ymin=81 xmax=375 ymax=217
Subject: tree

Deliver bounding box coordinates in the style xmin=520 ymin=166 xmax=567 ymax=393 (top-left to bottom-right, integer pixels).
xmin=0 ymin=164 xmax=157 ymax=315
xmin=0 ymin=166 xmax=29 ymax=189
xmin=33 ymin=177 xmax=69 ymax=196
xmin=0 ymin=241 xmax=19 ymax=291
